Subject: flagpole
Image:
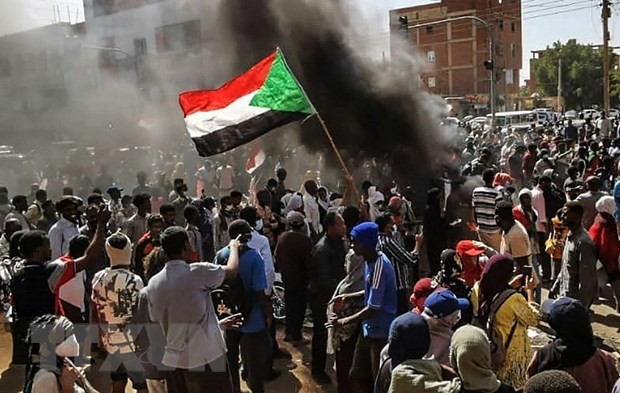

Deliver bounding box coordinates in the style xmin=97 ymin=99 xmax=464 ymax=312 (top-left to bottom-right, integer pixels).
xmin=276 ymin=48 xmax=363 ymax=205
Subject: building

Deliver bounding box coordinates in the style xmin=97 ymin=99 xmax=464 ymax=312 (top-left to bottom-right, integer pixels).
xmin=0 ymin=0 xmax=227 ymax=150
xmin=390 ymin=0 xmax=523 ymax=113
xmin=0 ymin=22 xmax=96 ymax=145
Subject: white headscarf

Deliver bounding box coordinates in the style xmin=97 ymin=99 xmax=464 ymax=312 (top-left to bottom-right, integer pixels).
xmin=595 ymin=195 xmax=616 ymax=216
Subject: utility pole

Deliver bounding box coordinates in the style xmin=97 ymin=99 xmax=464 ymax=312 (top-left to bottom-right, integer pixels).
xmin=557 ymin=58 xmax=562 ymax=112
xmin=603 ymin=0 xmax=611 ymax=113
xmin=405 ymin=16 xmax=495 ymax=125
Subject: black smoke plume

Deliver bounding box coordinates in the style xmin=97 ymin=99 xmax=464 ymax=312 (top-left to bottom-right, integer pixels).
xmin=218 ymin=0 xmax=449 ymax=186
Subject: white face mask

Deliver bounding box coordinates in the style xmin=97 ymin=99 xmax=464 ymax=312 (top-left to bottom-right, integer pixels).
xmin=255 ymin=219 xmax=264 ymax=232
xmin=55 ymin=334 xmax=79 ymax=357
xmin=332 ymin=198 xmax=343 ymax=207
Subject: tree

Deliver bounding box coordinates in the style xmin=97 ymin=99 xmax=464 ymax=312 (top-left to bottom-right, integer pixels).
xmin=532 ymin=39 xmax=617 ymax=110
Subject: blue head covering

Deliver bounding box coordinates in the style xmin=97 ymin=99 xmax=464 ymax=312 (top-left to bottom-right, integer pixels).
xmin=388 ymin=312 xmax=430 ymax=367
xmin=351 ymin=222 xmax=379 ymax=250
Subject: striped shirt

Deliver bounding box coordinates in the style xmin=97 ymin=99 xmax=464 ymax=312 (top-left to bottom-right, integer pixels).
xmin=377 ymin=233 xmax=418 ymax=290
xmin=472 ymin=186 xmax=502 ymax=233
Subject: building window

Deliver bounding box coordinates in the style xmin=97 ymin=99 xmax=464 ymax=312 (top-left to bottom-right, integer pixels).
xmin=499 ymin=19 xmax=504 ymax=30
xmin=427 ymin=51 xmax=436 ymax=62
xmin=428 ymin=77 xmax=436 ymax=88
xmin=134 ymin=38 xmax=147 ymax=57
xmin=505 ymin=69 xmax=514 ymax=85
xmin=156 ymin=20 xmax=202 ymax=53
xmin=511 ymin=22 xmax=515 ymax=32
xmin=416 ymin=12 xmax=419 ymax=20
xmin=426 ymin=25 xmax=434 ymax=33
xmin=511 ymin=43 xmax=517 ymax=57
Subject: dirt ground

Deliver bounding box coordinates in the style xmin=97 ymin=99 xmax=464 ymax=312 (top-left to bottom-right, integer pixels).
xmin=0 ymin=287 xmax=618 ymax=393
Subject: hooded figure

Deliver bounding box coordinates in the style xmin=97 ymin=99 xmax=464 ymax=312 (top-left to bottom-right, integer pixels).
xmin=367 ymin=186 xmax=385 ymax=222
xmin=377 ymin=312 xmax=448 ymax=393
xmin=422 ymin=289 xmax=469 ymax=366
xmin=449 ymin=325 xmax=515 ymax=393
xmin=527 ymin=297 xmax=619 ymax=393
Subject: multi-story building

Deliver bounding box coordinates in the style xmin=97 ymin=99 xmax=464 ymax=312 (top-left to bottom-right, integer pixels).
xmin=390 ymin=0 xmax=523 ymax=113
xmin=0 ymin=0 xmax=225 ymax=149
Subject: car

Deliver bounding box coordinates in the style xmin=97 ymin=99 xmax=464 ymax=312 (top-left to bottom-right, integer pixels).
xmin=564 ymin=110 xmax=577 ymax=120
xmin=581 ymin=109 xmax=600 ymax=119
xmin=468 ymin=116 xmax=488 ymax=129
xmin=609 ymin=109 xmax=619 ymax=119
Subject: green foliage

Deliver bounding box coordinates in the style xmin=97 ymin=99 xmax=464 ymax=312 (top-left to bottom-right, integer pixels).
xmin=532 ymin=39 xmax=617 ymax=110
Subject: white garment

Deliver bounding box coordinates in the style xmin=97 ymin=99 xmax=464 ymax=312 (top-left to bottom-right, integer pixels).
xmin=303 ymin=192 xmax=322 ymax=235
xmin=216 ymin=165 xmax=234 ymax=190
xmin=48 ymin=217 xmax=80 ymax=260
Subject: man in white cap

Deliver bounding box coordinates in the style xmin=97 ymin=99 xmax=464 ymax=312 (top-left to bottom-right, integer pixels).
xmin=91 ymin=232 xmax=146 ymax=393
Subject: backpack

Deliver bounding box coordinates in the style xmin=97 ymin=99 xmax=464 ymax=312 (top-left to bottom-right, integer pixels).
xmin=487 ymin=289 xmax=518 ymax=371
xmin=211 ymin=248 xmax=254 ymax=320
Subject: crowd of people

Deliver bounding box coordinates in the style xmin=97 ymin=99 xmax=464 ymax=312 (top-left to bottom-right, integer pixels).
xmin=1 ymin=113 xmax=620 ymax=393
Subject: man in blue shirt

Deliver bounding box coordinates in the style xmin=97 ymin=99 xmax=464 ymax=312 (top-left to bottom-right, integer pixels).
xmin=217 ymin=219 xmax=272 ymax=393
xmin=328 ymin=222 xmax=397 ymax=393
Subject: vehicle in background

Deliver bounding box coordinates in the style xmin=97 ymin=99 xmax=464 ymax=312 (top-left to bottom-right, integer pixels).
xmin=486 ymin=110 xmax=546 ymax=129
xmin=609 ymin=108 xmax=619 ymax=119
xmin=564 ymin=110 xmax=577 ymax=120
xmin=581 ymin=109 xmax=600 ymax=119
xmin=468 ymin=116 xmax=489 ymax=130
xmin=443 ymin=117 xmax=460 ymax=126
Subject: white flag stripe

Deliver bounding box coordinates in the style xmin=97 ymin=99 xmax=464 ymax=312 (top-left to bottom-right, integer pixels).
xmin=184 ymin=92 xmax=270 ymax=138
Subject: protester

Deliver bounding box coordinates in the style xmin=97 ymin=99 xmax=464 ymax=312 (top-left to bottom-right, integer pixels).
xmin=49 ymin=196 xmax=80 ymax=260
xmin=329 ymin=222 xmax=397 ymax=393
xmin=218 ymin=220 xmax=272 ymax=393
xmin=375 ymin=212 xmax=419 ymax=314
xmin=24 ymin=189 xmax=47 ymax=228
xmin=0 ymin=218 xmax=22 ymax=260
xmin=310 ymin=211 xmax=347 ymax=384
xmin=588 ymin=196 xmax=620 ymax=312
xmin=132 ymin=171 xmax=152 ymax=196
xmin=478 ymin=254 xmax=538 ymax=390
xmin=449 ymin=325 xmax=516 ymax=393
xmin=4 ymin=195 xmax=31 ymax=232
xmin=133 ymin=214 xmax=164 ymax=281
xmin=35 ymin=200 xmax=58 ymax=233
xmin=527 ymin=297 xmax=619 ymax=393
xmin=376 ymin=312 xmax=433 ymax=393
xmin=409 ymin=278 xmax=441 ymax=315
xmin=421 ymin=289 xmax=469 ymax=366
xmin=91 ymin=232 xmax=147 ymax=393
xmin=575 ymin=176 xmax=608 ymax=230
xmin=524 ymin=370 xmax=582 ymax=393
xmin=147 ymin=226 xmax=241 ymax=392
xmin=124 ymin=193 xmax=151 ymax=244
xmin=274 ymin=211 xmax=313 ymax=344
xmin=329 ymin=246 xmax=366 ymax=393
xmin=10 ymin=206 xmax=110 ymax=364
xmin=472 ymin=169 xmax=502 ymax=252
xmin=185 ymin=204 xmax=203 ymax=262
xmin=551 ymin=202 xmax=597 ymax=309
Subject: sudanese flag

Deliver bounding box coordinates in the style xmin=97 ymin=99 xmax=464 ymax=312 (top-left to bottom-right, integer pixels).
xmin=179 ymin=49 xmax=314 ymax=157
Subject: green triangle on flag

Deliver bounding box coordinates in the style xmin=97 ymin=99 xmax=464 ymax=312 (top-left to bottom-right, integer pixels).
xmin=249 ymin=50 xmax=314 ymax=115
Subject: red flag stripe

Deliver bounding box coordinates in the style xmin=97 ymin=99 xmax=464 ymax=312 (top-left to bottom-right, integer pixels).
xmin=179 ymin=51 xmax=276 ymax=116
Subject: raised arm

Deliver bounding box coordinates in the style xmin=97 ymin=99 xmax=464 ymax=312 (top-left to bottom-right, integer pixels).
xmin=74 ymin=205 xmax=111 ymax=273
xmin=222 ymin=236 xmax=242 ymax=280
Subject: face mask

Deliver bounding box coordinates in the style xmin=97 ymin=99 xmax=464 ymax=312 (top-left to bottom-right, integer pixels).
xmin=224 ymin=206 xmax=233 ymax=213
xmin=392 ymin=224 xmax=398 ymax=234
xmin=332 ymin=198 xmax=343 ymax=207
xmin=55 ymin=334 xmax=79 ymax=357
xmin=255 ymin=219 xmax=264 ymax=232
